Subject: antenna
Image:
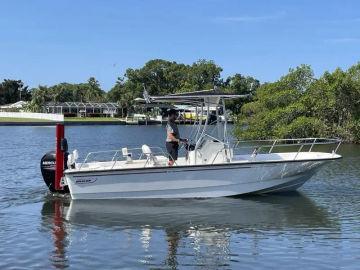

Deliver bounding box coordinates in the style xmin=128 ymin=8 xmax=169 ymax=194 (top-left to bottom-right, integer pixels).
xmin=142 ymin=84 xmax=151 ymax=103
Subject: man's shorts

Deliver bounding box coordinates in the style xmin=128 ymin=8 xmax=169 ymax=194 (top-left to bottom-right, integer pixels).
xmin=166 ymin=141 xmax=179 ymax=161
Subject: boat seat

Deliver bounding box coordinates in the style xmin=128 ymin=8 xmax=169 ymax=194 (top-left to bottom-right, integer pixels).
xmin=142 ymin=144 xmax=159 ymax=166
xmin=122 ymin=147 xmax=133 ymax=163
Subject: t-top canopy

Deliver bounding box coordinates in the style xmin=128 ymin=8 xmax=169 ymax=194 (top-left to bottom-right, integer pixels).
xmin=144 ymin=89 xmax=248 ymax=105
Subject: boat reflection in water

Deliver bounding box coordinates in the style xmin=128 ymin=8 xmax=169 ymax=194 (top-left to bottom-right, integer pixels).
xmin=41 ymin=193 xmax=338 ymax=269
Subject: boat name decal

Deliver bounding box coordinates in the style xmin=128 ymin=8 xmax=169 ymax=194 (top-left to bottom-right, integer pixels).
xmin=75 ymin=177 xmax=97 ymax=184
xmin=42 ymin=161 xmax=55 ymax=165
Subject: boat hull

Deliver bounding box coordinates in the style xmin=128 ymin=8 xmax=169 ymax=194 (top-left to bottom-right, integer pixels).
xmin=65 ymin=160 xmax=328 ymax=200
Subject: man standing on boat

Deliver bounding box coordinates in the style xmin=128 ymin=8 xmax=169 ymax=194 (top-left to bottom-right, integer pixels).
xmin=166 ymin=109 xmax=187 ymax=166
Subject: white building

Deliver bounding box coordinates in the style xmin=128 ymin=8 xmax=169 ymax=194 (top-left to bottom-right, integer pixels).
xmin=0 ymin=101 xmax=28 ymax=112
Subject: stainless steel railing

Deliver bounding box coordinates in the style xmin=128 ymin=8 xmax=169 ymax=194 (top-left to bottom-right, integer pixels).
xmin=231 ymin=138 xmax=342 ymax=160
xmin=78 ymin=146 xmax=170 ymax=170
xmin=77 ymin=138 xmax=342 ymax=170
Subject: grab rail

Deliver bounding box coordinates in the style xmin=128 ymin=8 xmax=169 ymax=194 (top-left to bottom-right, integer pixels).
xmin=77 ymin=138 xmax=341 ymax=169
xmin=232 ymin=138 xmax=342 ymax=161
xmin=79 ymin=146 xmax=169 ymax=170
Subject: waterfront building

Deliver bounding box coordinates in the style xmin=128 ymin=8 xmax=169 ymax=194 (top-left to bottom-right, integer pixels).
xmin=43 ymin=102 xmax=120 ymax=117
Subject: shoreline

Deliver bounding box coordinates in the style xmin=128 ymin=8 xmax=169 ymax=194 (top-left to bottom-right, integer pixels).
xmin=0 ymin=120 xmax=199 ymax=126
xmin=0 ymin=118 xmax=222 ymax=126
xmin=0 ymin=121 xmax=126 ymax=126
xmin=0 ymin=121 xmax=357 ymax=144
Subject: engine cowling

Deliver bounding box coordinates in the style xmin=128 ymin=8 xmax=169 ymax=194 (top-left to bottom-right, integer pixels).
xmin=40 ymin=151 xmax=69 ymax=193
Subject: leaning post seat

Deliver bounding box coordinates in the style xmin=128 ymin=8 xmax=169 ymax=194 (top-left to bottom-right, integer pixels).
xmin=141 ymin=144 xmax=158 ymax=166
xmin=122 ymin=147 xmax=133 ymax=163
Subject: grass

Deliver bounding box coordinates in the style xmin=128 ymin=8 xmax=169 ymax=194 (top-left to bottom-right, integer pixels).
xmin=0 ymin=117 xmax=53 ymax=122
xmin=64 ymin=117 xmax=123 ymax=122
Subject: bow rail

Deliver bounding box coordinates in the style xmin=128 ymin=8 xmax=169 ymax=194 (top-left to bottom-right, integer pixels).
xmin=232 ymin=138 xmax=342 ymax=159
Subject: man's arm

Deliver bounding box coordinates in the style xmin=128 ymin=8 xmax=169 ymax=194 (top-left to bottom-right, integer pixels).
xmin=167 ymin=132 xmax=188 ymax=143
xmin=168 ymin=132 xmax=180 ymax=143
xmin=167 ymin=124 xmax=187 ymax=143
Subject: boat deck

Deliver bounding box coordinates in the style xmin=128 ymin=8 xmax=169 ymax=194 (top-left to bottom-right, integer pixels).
xmin=67 ymin=152 xmax=341 ymax=173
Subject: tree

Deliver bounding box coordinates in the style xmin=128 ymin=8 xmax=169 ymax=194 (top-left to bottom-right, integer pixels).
xmin=84 ymin=77 xmax=105 ymax=102
xmin=124 ymin=59 xmax=190 ymax=95
xmin=27 ymin=86 xmax=49 ymax=112
xmin=225 ymin=73 xmax=260 ymax=95
xmin=106 ymin=77 xmax=141 ymax=117
xmin=0 ymin=79 xmax=31 ymax=105
xmin=188 ymin=59 xmax=223 ymax=90
xmin=27 ymin=77 xmax=106 ymax=112
xmin=223 ymin=74 xmax=260 ymax=113
xmin=106 ymin=59 xmax=225 ymax=113
xmin=278 ymin=64 xmax=315 ymax=92
xmin=235 ymin=63 xmax=360 ymax=143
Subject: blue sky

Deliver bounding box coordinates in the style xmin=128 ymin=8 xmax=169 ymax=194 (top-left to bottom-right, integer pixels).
xmin=1 ymin=0 xmax=360 ymax=90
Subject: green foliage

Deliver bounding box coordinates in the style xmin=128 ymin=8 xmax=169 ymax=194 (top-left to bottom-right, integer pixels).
xmin=118 ymin=59 xmax=223 ymax=96
xmin=278 ymin=64 xmax=314 ymax=92
xmin=224 ymin=74 xmax=260 ymax=95
xmin=124 ymin=59 xmax=186 ymax=95
xmin=107 ymin=59 xmax=254 ymax=113
xmin=106 ymin=77 xmax=141 ymax=116
xmin=189 ymin=59 xmax=223 ymax=90
xmin=274 ymin=117 xmax=327 ymax=139
xmin=0 ymin=79 xmax=31 ymax=105
xmin=235 ymin=63 xmax=360 ymax=143
xmin=261 ymin=88 xmax=301 ymax=110
xmin=18 ymin=58 xmax=360 ymax=143
xmin=28 ymin=77 xmax=105 ymax=112
xmin=25 ymin=59 xmax=257 ymax=114
xmin=223 ymin=74 xmax=260 ymax=113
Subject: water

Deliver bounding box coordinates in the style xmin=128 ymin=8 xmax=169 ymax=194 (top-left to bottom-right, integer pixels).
xmin=0 ymin=125 xmax=359 ymax=269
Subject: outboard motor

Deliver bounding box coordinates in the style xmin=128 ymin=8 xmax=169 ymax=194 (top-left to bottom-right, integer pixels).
xmin=41 ymin=124 xmax=72 ymax=194
xmin=40 ymin=151 xmax=56 ymax=192
xmin=41 ymin=150 xmax=69 ymax=193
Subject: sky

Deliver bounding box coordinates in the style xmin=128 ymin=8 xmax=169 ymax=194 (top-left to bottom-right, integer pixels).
xmin=1 ymin=0 xmax=360 ymax=91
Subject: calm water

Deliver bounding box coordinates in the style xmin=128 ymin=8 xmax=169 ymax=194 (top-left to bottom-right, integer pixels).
xmin=0 ymin=125 xmax=359 ymax=270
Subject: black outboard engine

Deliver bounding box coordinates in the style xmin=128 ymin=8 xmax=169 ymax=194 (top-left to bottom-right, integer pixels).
xmin=40 ymin=150 xmax=69 ymax=193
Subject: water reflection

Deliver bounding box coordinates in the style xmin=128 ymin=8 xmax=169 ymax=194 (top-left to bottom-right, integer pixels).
xmin=40 ymin=193 xmax=338 ymax=269
xmin=41 ymin=199 xmax=69 ymax=269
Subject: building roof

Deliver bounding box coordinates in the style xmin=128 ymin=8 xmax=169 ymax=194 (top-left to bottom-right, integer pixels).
xmin=44 ymin=102 xmax=120 ymax=109
xmin=174 ymin=104 xmax=218 ymax=111
xmin=0 ymin=100 xmax=28 ymax=109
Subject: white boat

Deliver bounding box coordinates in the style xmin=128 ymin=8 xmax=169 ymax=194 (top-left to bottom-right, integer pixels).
xmin=41 ymin=89 xmax=342 ymax=199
